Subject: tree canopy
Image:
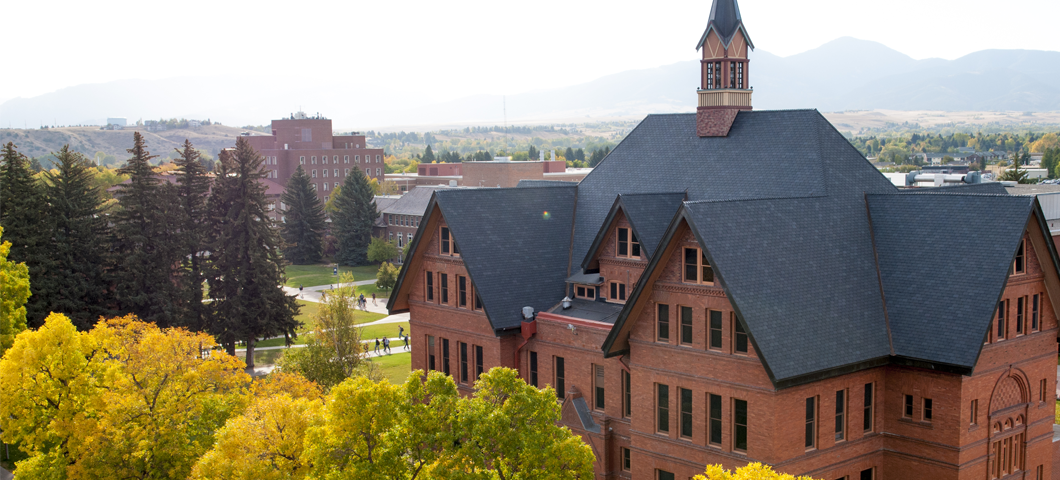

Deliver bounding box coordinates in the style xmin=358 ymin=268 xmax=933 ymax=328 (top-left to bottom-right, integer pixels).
xmin=695 ymin=462 xmax=820 ymax=480
xmin=0 ymin=226 xmax=30 ymax=356
xmin=281 ymin=165 xmax=327 ymax=265
xmin=331 ymin=168 xmax=377 ymax=266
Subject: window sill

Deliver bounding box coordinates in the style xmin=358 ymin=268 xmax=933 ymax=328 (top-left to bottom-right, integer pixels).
xmin=898 ymin=418 xmax=934 ymax=429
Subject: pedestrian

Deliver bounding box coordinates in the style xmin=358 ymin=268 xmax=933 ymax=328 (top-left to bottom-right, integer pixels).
xmin=363 ymin=343 xmax=369 ymax=355
xmin=299 ymin=284 xmax=303 ymax=299
xmin=383 ymin=336 xmax=391 ymax=354
xmin=372 ymin=292 xmax=376 ymax=305
xmin=398 ymin=325 xmax=404 ymax=337
xmin=403 ymin=335 xmax=409 ymax=350
xmin=374 ymin=338 xmax=380 ymax=354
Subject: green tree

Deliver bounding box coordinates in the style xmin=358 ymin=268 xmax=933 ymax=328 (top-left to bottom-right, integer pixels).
xmin=37 ymin=146 xmax=112 ymax=330
xmin=331 ymin=168 xmax=378 ymax=266
xmin=999 ymin=160 xmax=1032 ymax=184
xmin=528 ymin=145 xmax=539 ymax=161
xmin=111 ymin=132 xmax=181 ymax=327
xmin=375 ymin=261 xmax=399 ymax=293
xmin=1042 ymin=148 xmax=1058 ymax=179
xmin=565 ymin=147 xmax=575 ymax=163
xmin=173 ymin=139 xmax=213 ymax=332
xmin=367 ymin=236 xmax=399 ymax=263
xmin=281 ymin=166 xmax=327 ymax=265
xmin=0 ymin=142 xmax=49 ymax=328
xmin=206 ymin=137 xmax=300 ymax=366
xmin=422 ymin=144 xmax=436 ymax=163
xmin=0 ymin=226 xmax=31 ymax=356
xmin=575 ymin=148 xmax=585 ymax=162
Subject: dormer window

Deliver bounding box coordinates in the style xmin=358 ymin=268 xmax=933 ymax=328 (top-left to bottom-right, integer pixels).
xmin=1013 ymin=239 xmax=1025 ymax=274
xmin=617 ymin=227 xmax=640 ymax=258
xmin=440 ymin=226 xmax=459 ymax=256
xmin=683 ymin=247 xmax=714 ymax=285
xmin=575 ymin=285 xmax=596 ymax=300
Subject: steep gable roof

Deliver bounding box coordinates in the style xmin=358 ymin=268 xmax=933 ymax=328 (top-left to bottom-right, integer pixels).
xmin=867 ymin=193 xmax=1036 ymax=369
xmin=696 ymin=0 xmax=754 ymax=50
xmin=432 ymin=185 xmax=578 ymax=332
xmin=581 ymin=192 xmax=686 ymax=270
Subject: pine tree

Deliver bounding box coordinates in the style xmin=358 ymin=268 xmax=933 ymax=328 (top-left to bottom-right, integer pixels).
xmin=0 ymin=143 xmax=52 ymax=326
xmin=575 ymin=148 xmax=585 ymax=162
xmin=528 ymin=145 xmax=539 ymax=161
xmin=173 ymin=139 xmax=213 ymax=331
xmin=111 ymin=132 xmax=181 ymax=327
xmin=36 ymin=146 xmax=112 ymax=329
xmin=206 ymin=137 xmax=300 ymax=367
xmin=280 ymin=166 xmax=327 ymax=265
xmin=331 ymin=168 xmax=378 ymax=266
xmin=422 ymin=145 xmax=435 ymax=163
xmin=564 ymin=147 xmax=575 ymax=162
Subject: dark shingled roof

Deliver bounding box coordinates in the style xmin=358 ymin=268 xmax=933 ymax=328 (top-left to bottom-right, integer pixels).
xmin=518 ymin=179 xmax=580 ymax=188
xmin=904 ymin=182 xmax=1009 ymax=195
xmin=432 ymin=185 xmax=577 ymax=332
xmin=581 ymin=192 xmax=686 ymax=270
xmin=696 ymin=0 xmax=754 ymax=50
xmin=867 ymin=194 xmax=1035 ymax=368
xmin=380 ymin=186 xmax=447 ymax=216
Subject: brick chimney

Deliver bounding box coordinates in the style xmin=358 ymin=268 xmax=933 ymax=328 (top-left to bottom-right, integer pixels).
xmin=695 ymin=0 xmax=754 ymax=137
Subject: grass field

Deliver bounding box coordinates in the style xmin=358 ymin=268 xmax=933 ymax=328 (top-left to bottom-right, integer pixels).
xmin=255 ymin=302 xmax=387 ymax=349
xmin=285 ymin=264 xmax=381 ymax=288
xmin=358 ymin=322 xmax=409 ymax=343
xmin=370 ymin=351 xmax=413 ymax=384
xmin=235 ymin=348 xmax=286 ymax=366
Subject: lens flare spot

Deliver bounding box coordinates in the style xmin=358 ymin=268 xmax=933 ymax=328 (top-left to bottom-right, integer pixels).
xmin=543 ymin=211 xmax=551 ymax=220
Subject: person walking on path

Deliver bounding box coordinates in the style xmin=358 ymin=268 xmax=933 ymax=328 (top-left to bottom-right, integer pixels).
xmin=403 ymin=335 xmax=409 ymax=350
xmin=383 ymin=336 xmax=391 ymax=354
xmin=374 ymin=338 xmax=380 ymax=354
xmin=363 ymin=343 xmax=369 ymax=356
xmin=398 ymin=325 xmax=404 ymax=338
xmin=299 ymin=284 xmax=304 ymax=299
xmin=371 ymin=293 xmax=377 ymax=305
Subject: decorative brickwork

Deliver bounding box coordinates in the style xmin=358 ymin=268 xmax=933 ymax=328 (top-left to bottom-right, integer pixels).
xmin=696 ymin=107 xmax=741 ymax=137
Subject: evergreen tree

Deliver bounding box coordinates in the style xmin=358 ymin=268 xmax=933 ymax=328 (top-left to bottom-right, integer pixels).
xmin=36 ymin=146 xmax=112 ymax=329
xmin=0 ymin=143 xmax=51 ymax=326
xmin=173 ymin=140 xmax=213 ymax=331
xmin=280 ymin=166 xmax=327 ymax=265
xmin=422 ymin=145 xmax=435 ymax=163
xmin=206 ymin=137 xmax=299 ymax=366
xmin=331 ymin=168 xmax=377 ymax=266
xmin=528 ymin=145 xmax=539 ymax=161
xmin=111 ymin=133 xmax=181 ymax=327
xmin=575 ymin=148 xmax=585 ymax=162
xmin=564 ymin=147 xmax=575 ymax=162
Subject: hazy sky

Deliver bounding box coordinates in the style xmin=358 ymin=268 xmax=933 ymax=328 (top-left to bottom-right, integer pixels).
xmin=3 ymin=0 xmax=1058 ymax=105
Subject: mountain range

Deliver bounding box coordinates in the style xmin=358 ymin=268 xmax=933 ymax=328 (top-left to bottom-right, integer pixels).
xmin=2 ymin=37 xmax=1059 ymax=129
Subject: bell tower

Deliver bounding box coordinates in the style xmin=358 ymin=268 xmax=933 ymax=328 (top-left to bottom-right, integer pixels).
xmin=695 ymin=0 xmax=754 ymax=137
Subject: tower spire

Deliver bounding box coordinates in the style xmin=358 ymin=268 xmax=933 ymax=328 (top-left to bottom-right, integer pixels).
xmin=695 ymin=0 xmax=754 ymax=137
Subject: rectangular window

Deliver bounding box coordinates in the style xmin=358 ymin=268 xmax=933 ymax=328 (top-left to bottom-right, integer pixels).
xmin=474 ymin=291 xmax=482 ymax=310
xmin=1041 ymin=379 xmax=1048 ymax=403
xmin=312 ymin=169 xmax=317 ymax=177
xmin=729 ymin=61 xmax=736 ymax=88
xmin=594 ymin=365 xmax=606 ymax=410
xmin=312 ymin=156 xmax=317 ymax=164
xmin=709 ymin=394 xmax=722 ymax=445
xmin=864 ymin=383 xmax=874 ymax=432
xmin=299 ymin=156 xmax=305 ymax=164
xmin=427 ymin=336 xmax=435 ymax=371
xmin=709 ymin=310 xmax=722 ymax=350
xmin=1033 ymin=293 xmax=1040 ymax=331
xmin=377 ymin=168 xmax=381 ymax=176
xmin=529 ymin=351 xmax=538 ymax=387
xmin=713 ymin=61 xmax=722 ymax=89
xmin=355 ymin=155 xmax=360 ymax=162
xmin=575 ymin=285 xmax=596 ymax=299
xmin=344 ymin=155 xmax=349 ymax=163
xmin=440 ymin=227 xmax=451 ymax=254
xmin=657 ymin=470 xmax=675 ymax=480
xmin=737 ymin=62 xmax=744 ymax=89
xmin=657 ymin=304 xmax=669 ymax=342
xmin=442 ymin=339 xmax=450 ymax=376
xmin=475 ymin=345 xmax=483 ymax=379
xmin=904 ymin=394 xmax=914 ymax=418
xmin=555 ymin=356 xmax=565 ymax=398
xmin=1017 ymin=296 xmax=1025 ymax=335
xmin=970 ymin=399 xmax=978 ymax=425
xmin=616 ymin=227 xmax=641 ymax=258
xmin=621 ymin=447 xmax=630 ymax=471
xmin=683 ymin=247 xmax=714 ymax=284
xmin=609 ymin=282 xmax=626 ymax=301
xmin=706 ymin=62 xmax=714 ymax=90
xmin=680 ymin=306 xmax=693 ymax=345
xmin=323 ymin=169 xmax=328 ymax=177
xmin=835 ymin=390 xmax=846 ymax=442
xmin=458 ymin=276 xmax=467 ymax=308
xmin=923 ymin=398 xmax=932 ymax=422
xmin=459 ymin=342 xmax=468 ymax=383
xmin=680 ymin=387 xmax=693 ymax=439
xmin=997 ymin=300 xmax=1007 ymax=340
xmin=734 ymin=399 xmax=748 ymax=452
xmin=1014 ymin=239 xmax=1026 ymax=274
xmin=805 ymin=396 xmax=817 ymax=449
xmin=860 ymin=468 xmax=873 ymax=480
xmin=657 ymin=384 xmax=669 ymax=433
xmin=733 ymin=314 xmax=748 ymax=353
xmin=623 ymin=369 xmax=631 ymax=418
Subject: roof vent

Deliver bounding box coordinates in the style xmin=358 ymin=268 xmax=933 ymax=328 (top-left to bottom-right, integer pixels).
xmin=522 ymin=306 xmax=535 ymax=320
xmin=561 ymin=296 xmax=572 ymax=310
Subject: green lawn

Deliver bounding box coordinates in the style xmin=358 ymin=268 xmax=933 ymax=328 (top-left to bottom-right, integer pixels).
xmin=370 ymin=351 xmax=413 ymax=384
xmin=235 ymin=348 xmax=286 ymax=366
xmin=285 ymin=264 xmax=381 ymax=288
xmin=0 ymin=439 xmax=29 ymax=472
xmin=358 ymin=322 xmax=409 ymax=343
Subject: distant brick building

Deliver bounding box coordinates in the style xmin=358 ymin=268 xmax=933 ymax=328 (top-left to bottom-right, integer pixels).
xmin=241 ymin=111 xmax=385 ymax=204
xmin=386 ymin=158 xmax=589 ymax=192
xmin=387 ymin=2 xmax=1060 ymax=479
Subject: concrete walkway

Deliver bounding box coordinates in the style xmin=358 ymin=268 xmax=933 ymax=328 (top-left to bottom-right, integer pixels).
xmin=282 ymin=284 xmax=393 ymax=317
xmin=244 ymin=341 xmax=411 ymax=375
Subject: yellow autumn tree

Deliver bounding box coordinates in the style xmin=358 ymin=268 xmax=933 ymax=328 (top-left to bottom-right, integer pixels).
xmin=695 ymin=462 xmax=820 ymax=480
xmin=0 ymin=226 xmax=31 ymax=356
xmin=0 ymin=313 xmax=251 ymax=479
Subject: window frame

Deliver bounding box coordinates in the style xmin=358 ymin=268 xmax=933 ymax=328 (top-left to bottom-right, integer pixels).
xmin=923 ymin=398 xmax=933 ymax=422
xmin=622 ymin=369 xmax=632 ymax=418
xmin=683 ymin=247 xmax=715 ymax=285
xmin=425 ymin=271 xmax=434 ymax=301
xmin=594 ymin=364 xmax=606 ymax=411
xmin=657 ymin=303 xmax=670 ymax=343
xmin=609 ymin=281 xmax=627 ymax=302
xmin=442 ymin=338 xmax=450 ymax=376
xmin=616 ymin=227 xmax=641 ymax=258
xmin=555 ymin=356 xmax=566 ymax=399
xmin=575 ymin=285 xmax=596 ymax=300
xmin=903 ymin=394 xmax=914 ymax=418
xmin=805 ymin=396 xmax=817 ymax=450
xmin=440 ymin=273 xmax=449 ymax=305
xmin=708 ymin=310 xmax=723 ymax=351
xmin=1032 ymin=293 xmax=1040 ymax=331
xmin=529 ymin=351 xmax=538 ymax=387
xmin=679 ymin=387 xmax=693 ymax=439
xmin=734 ymin=398 xmax=748 ymax=452
xmin=680 ymin=306 xmax=693 ymax=346
xmin=835 ymin=389 xmax=846 ymax=442
xmin=1016 ymin=296 xmax=1026 ymax=335
xmin=709 ymin=393 xmax=722 ymax=446
xmin=863 ymin=383 xmax=874 ymax=433
xmin=997 ymin=299 xmax=1008 ymax=341
xmin=733 ymin=313 xmax=749 ymax=354
xmin=475 ymin=345 xmax=483 ymax=380
xmin=458 ymin=275 xmax=468 ymax=308
xmin=459 ymin=342 xmax=468 ymax=384
xmin=1013 ymin=239 xmax=1026 ymax=274
xmin=656 ymin=383 xmax=670 ymax=434
xmin=621 ymin=447 xmax=631 ymax=472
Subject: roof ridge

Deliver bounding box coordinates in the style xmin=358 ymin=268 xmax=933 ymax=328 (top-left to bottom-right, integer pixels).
xmin=683 ymin=194 xmax=825 ymax=206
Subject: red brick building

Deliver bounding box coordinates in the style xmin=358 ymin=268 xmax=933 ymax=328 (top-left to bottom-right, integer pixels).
xmin=387 ymin=2 xmax=1060 ymax=479
xmin=241 ymin=111 xmax=385 ymax=204
xmin=386 ymin=158 xmax=589 ymax=192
